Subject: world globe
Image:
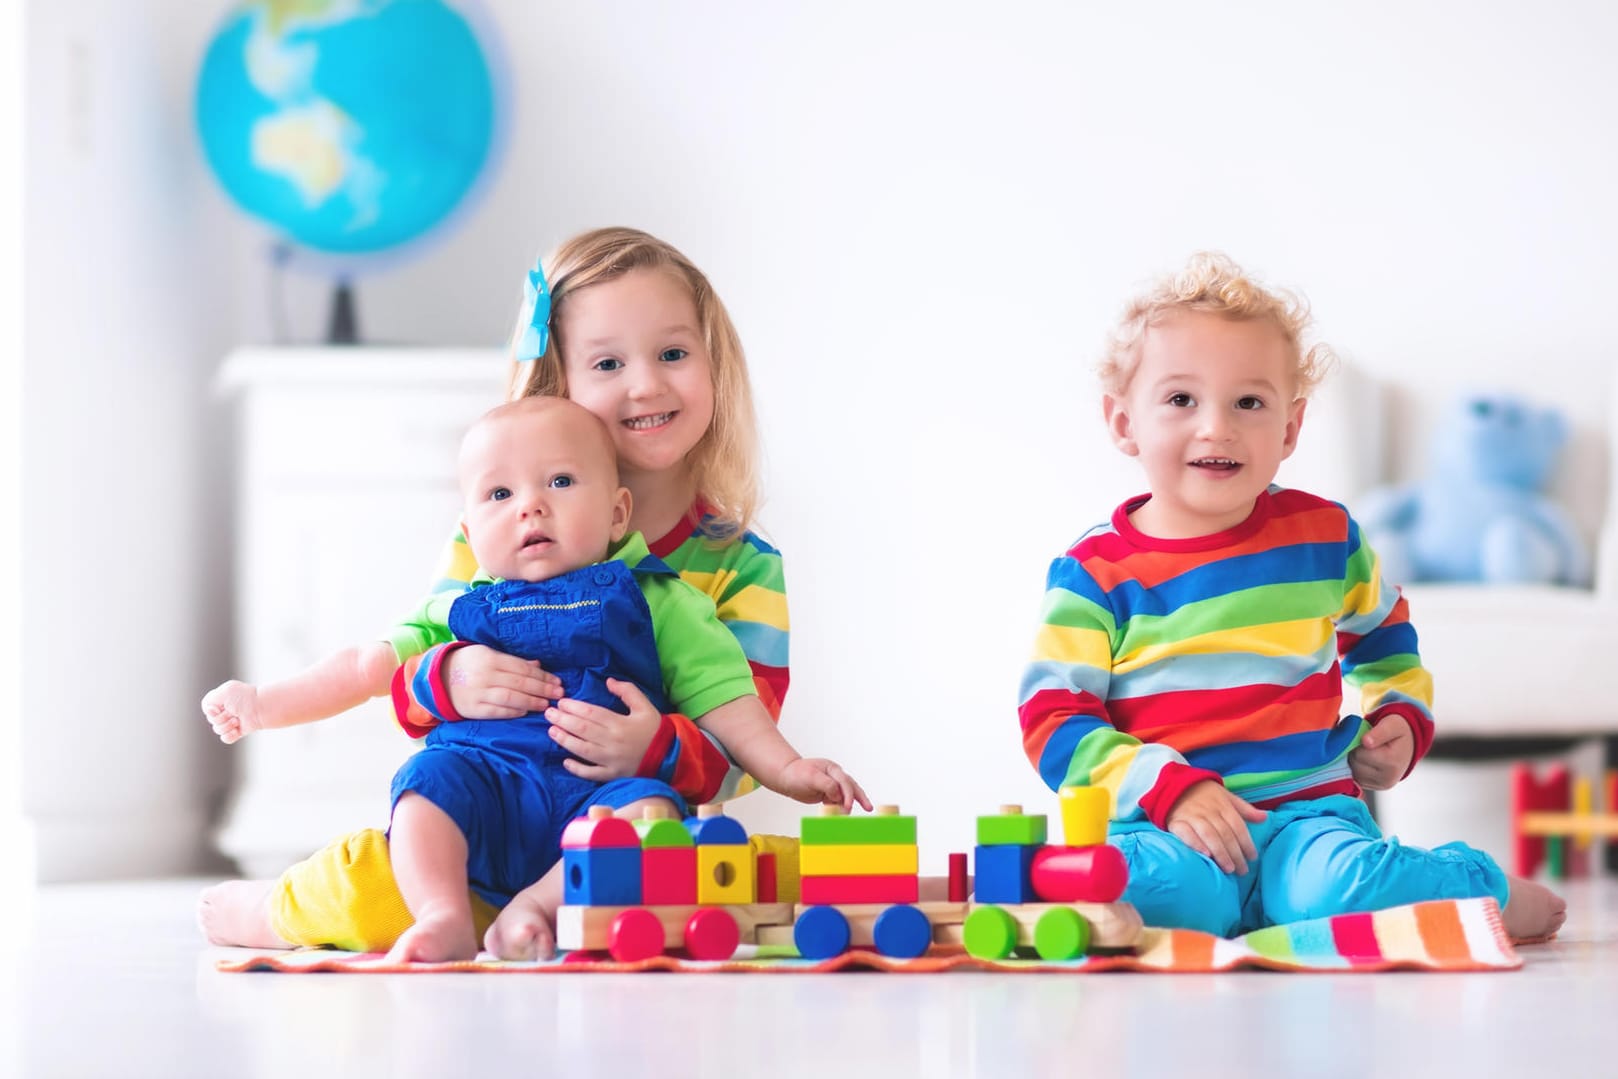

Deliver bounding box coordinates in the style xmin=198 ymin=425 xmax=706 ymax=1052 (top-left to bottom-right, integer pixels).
xmin=195 ymin=0 xmax=501 ymax=258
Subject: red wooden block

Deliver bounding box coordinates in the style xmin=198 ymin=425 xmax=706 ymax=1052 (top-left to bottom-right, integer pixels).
xmin=947 ymin=852 xmax=968 ymax=903
xmin=561 ymin=806 xmax=640 ymax=850
xmin=1029 ymin=844 xmax=1128 ymax=903
xmin=642 ymin=846 xmax=697 ymax=905
xmin=756 ymin=852 xmax=778 ymax=904
xmin=799 ymin=873 xmax=918 ymax=905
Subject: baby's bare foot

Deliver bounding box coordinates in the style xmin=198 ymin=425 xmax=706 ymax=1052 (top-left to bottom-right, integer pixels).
xmin=196 ymin=880 xmax=291 ymax=948
xmin=385 ymin=909 xmax=478 ymax=964
xmin=1502 ymin=875 xmax=1568 ymax=942
xmin=484 ymin=891 xmax=557 ymax=961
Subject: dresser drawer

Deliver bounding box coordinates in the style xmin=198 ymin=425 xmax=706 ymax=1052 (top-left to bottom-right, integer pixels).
xmin=241 ymin=383 xmax=500 ymax=483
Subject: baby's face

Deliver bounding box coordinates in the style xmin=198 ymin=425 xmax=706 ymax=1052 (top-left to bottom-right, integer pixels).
xmin=458 ymin=407 xmax=630 ymax=582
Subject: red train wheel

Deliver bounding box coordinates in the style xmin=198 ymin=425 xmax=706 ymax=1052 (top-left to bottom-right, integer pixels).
xmin=607 ymin=909 xmax=665 ymax=962
xmin=683 ymin=908 xmax=740 ymax=960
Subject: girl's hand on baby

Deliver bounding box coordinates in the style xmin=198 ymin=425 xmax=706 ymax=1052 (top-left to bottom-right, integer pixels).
xmin=443 ymin=644 xmax=562 ymax=719
xmin=1348 ymin=714 xmax=1414 ymax=791
xmin=1166 ymin=781 xmax=1266 ymax=875
xmin=777 ymin=758 xmax=873 ymax=814
xmin=547 ymin=679 xmax=663 ymax=780
xmin=201 ymin=681 xmax=265 ymax=744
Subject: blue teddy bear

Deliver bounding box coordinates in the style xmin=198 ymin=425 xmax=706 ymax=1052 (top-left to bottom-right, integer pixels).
xmin=1356 ymin=393 xmax=1590 ymax=586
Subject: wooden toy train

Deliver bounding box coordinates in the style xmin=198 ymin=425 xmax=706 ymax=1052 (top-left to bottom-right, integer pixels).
xmin=556 ymin=786 xmax=1144 ymax=962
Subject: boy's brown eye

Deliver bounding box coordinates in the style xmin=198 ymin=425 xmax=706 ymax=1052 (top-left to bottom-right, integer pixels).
xmin=1168 ymin=393 xmax=1193 ymax=407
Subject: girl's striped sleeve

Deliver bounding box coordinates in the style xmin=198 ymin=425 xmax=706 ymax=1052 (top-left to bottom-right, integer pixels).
xmin=388 ymin=527 xmax=478 ymax=735
xmin=640 ymin=530 xmax=790 ymax=804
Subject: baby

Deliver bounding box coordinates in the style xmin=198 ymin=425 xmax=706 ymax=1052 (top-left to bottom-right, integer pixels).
xmin=203 ymin=396 xmax=868 ymax=961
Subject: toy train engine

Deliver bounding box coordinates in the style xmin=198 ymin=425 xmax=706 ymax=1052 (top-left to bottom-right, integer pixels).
xmin=956 ymin=787 xmax=1139 ymax=961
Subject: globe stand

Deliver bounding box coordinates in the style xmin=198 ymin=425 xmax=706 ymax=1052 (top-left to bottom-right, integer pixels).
xmin=327 ymin=280 xmax=360 ymax=345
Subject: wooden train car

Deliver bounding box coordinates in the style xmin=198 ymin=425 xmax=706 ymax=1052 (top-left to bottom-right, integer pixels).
xmin=555 ymin=790 xmax=1144 ymax=963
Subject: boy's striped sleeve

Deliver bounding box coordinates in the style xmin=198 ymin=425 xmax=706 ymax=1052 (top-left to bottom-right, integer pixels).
xmin=1017 ymin=552 xmax=1221 ymax=827
xmin=1335 ymin=515 xmax=1435 ymax=771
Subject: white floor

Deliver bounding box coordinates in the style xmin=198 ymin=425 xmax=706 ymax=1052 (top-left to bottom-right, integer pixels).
xmin=5 ymin=877 xmax=1618 ymax=1079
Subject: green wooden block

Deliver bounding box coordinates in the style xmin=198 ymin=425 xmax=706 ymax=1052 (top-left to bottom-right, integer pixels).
xmin=800 ymin=813 xmax=917 ymax=846
xmin=633 ymin=817 xmax=693 ymax=848
xmin=976 ymin=813 xmax=1048 ymax=847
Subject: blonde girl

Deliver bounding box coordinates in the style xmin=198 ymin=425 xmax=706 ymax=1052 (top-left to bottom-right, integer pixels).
xmin=199 ymin=228 xmax=798 ymax=960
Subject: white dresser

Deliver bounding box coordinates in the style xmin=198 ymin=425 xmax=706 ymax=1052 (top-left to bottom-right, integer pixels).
xmin=214 ymin=347 xmax=508 ymax=878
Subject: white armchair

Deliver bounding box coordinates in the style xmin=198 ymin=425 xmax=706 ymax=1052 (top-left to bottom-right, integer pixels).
xmin=1318 ymin=368 xmax=1618 ymax=863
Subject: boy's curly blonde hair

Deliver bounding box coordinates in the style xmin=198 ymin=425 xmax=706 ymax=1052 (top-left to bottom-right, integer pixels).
xmin=1099 ymin=252 xmax=1334 ymax=398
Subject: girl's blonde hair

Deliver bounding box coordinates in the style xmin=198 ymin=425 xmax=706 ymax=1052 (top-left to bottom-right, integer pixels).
xmin=1100 ymin=252 xmax=1334 ymax=398
xmin=505 ymin=227 xmax=761 ymax=539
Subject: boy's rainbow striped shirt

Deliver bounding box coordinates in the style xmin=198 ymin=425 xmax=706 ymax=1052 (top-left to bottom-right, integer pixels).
xmin=1018 ymin=486 xmax=1434 ymax=829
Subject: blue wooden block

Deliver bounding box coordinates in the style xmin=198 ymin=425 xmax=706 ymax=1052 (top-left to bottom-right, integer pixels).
xmin=563 ymin=846 xmax=642 ymax=906
xmin=973 ymin=844 xmax=1038 ymax=904
xmin=685 ymin=812 xmax=748 ymax=845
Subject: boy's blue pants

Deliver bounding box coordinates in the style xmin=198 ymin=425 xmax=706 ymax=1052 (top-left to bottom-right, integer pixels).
xmin=1110 ymin=794 xmax=1509 ymax=936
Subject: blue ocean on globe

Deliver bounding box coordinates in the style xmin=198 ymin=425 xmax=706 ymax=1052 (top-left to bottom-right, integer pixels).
xmin=196 ymin=0 xmax=500 ymax=258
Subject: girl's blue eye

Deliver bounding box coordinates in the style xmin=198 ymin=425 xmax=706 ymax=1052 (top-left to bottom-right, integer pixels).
xmin=1168 ymin=392 xmax=1194 ymax=407
xmin=549 ymin=475 xmax=574 ymax=489
xmin=660 ymin=348 xmax=688 ymax=362
xmin=490 ymin=487 xmax=512 ymax=502
xmin=593 ymin=357 xmax=623 ymax=372
xmin=1236 ymin=396 xmax=1264 ymax=411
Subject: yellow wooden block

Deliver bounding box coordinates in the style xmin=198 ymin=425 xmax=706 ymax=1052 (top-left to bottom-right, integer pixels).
xmin=1058 ymin=786 xmax=1110 ymax=847
xmin=697 ymin=844 xmax=755 ymax=904
xmin=798 ymin=843 xmax=919 ymax=877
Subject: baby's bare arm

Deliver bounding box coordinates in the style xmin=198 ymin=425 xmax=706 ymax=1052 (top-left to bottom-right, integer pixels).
xmin=201 ymin=640 xmax=400 ymax=743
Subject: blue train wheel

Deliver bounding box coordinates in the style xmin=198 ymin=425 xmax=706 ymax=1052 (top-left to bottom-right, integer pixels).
xmin=793 ymin=905 xmax=851 ymax=960
xmin=872 ymin=904 xmax=932 ymax=959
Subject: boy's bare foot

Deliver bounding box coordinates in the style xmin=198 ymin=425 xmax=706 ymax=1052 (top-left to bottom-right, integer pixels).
xmin=1502 ymin=875 xmax=1568 ymax=942
xmin=384 ymin=908 xmax=479 ymax=964
xmin=196 ymin=880 xmax=292 ymax=949
xmin=484 ymin=889 xmax=557 ymax=961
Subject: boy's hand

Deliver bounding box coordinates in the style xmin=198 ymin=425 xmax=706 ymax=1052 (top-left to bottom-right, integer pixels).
xmin=1349 ymin=714 xmax=1414 ymax=791
xmin=443 ymin=644 xmax=563 ymax=719
xmin=1165 ymin=780 xmax=1267 ymax=875
xmin=547 ymin=679 xmax=662 ymax=780
xmin=202 ymin=680 xmax=265 ymax=744
xmin=776 ymin=758 xmax=873 ymax=814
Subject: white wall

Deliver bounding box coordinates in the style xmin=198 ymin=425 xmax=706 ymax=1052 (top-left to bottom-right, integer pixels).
xmin=22 ymin=0 xmax=1618 ymax=877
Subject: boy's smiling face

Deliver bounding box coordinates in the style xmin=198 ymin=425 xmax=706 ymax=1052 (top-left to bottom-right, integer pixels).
xmin=1104 ymin=311 xmax=1306 ymax=539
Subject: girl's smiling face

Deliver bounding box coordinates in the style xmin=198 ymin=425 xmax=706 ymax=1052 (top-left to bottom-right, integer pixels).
xmin=557 ymin=268 xmax=716 ymax=481
xmin=1103 ymin=311 xmax=1306 ymax=539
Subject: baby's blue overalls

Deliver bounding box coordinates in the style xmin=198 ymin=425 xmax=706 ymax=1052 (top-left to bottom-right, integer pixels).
xmin=1112 ymin=794 xmax=1511 ymax=936
xmin=389 ymin=558 xmax=684 ymax=908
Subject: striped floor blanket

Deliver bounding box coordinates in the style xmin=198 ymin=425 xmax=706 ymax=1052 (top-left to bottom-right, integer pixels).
xmin=215 ymin=896 xmax=1520 ymax=974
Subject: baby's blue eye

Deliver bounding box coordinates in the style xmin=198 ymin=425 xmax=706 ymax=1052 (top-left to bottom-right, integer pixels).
xmin=490 ymin=486 xmax=512 ymax=502
xmin=549 ymin=475 xmax=574 ymax=489
xmin=1168 ymin=392 xmax=1194 ymax=407
xmin=1236 ymin=396 xmax=1264 ymax=411
xmin=660 ymin=348 xmax=688 ymax=362
xmin=593 ymin=357 xmax=623 ymax=372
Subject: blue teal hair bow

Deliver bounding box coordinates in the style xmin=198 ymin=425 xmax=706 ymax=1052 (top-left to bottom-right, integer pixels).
xmin=514 ymin=257 xmax=552 ymax=362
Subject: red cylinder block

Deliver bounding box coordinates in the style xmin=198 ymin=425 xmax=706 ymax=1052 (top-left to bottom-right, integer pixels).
xmin=1029 ymin=844 xmax=1128 ymax=903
